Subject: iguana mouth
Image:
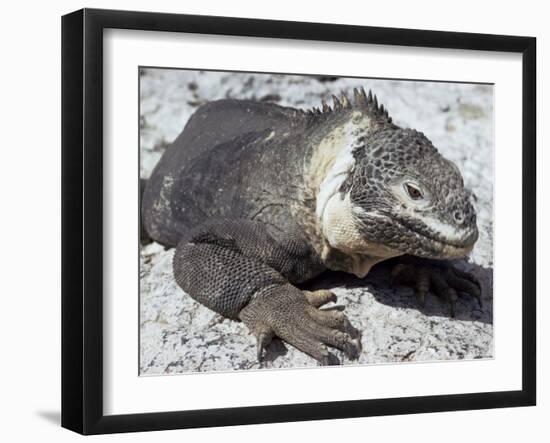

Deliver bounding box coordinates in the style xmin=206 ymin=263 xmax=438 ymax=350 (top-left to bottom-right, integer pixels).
xmin=353 ymin=209 xmax=477 ymax=258
xmin=397 ymin=218 xmax=478 ymax=256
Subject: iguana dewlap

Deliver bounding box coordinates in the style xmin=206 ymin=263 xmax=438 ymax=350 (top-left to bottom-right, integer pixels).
xmin=142 ymin=88 xmax=481 ymax=364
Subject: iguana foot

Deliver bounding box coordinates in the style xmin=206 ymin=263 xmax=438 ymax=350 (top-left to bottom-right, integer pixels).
xmin=390 ymin=259 xmax=482 ymax=318
xmin=239 ymin=285 xmax=361 ymax=365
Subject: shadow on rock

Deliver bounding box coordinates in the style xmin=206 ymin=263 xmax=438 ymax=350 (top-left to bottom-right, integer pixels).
xmin=301 ymin=258 xmax=493 ymax=325
xmin=261 ymin=338 xmax=289 ymax=364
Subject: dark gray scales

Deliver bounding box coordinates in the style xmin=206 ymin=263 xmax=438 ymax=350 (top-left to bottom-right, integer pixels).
xmin=141 ymin=89 xmax=482 ymax=364
xmin=142 ymin=99 xmax=312 ymax=246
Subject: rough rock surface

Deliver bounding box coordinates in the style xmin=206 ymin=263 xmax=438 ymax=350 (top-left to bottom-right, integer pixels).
xmin=139 ymin=69 xmax=494 ymax=374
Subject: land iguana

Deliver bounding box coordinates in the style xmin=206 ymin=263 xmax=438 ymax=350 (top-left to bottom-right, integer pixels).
xmin=141 ymin=88 xmax=481 ymax=365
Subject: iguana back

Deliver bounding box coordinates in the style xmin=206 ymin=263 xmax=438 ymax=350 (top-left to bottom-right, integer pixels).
xmin=142 ymin=99 xmax=310 ymax=246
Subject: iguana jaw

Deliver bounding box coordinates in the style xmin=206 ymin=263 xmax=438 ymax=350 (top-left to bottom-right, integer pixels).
xmin=394 ymin=217 xmax=477 ymax=258
xmin=319 ymin=190 xmax=476 ymax=276
xmin=320 ymin=192 xmax=402 ymax=277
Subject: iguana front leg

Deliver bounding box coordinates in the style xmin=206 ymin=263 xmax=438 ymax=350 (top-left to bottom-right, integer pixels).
xmin=172 ymin=219 xmax=361 ymax=365
xmin=390 ymin=257 xmax=482 ymax=317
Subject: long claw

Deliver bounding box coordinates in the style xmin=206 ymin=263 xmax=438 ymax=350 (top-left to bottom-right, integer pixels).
xmin=256 ymin=331 xmax=273 ymax=361
xmin=321 ymin=305 xmax=346 ymax=312
xmin=417 ymin=290 xmax=427 ymax=307
xmin=447 ymin=288 xmax=458 ymax=318
xmin=355 ymin=336 xmax=363 ymax=354
xmin=415 ymin=268 xmax=430 ymax=307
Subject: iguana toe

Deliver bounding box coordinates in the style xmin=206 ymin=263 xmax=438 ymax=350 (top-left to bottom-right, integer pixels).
xmin=391 ymin=260 xmax=482 ymax=317
xmin=304 ymin=289 xmax=337 ymax=308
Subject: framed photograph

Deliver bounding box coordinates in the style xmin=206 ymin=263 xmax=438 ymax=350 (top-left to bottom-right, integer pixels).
xmin=61 ymin=8 xmax=536 ymax=434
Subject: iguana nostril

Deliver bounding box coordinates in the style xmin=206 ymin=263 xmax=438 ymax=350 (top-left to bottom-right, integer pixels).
xmin=454 ymin=211 xmax=463 ymax=223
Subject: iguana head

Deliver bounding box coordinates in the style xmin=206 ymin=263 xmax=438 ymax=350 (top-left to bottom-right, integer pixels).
xmin=345 ymin=127 xmax=478 ymax=259
xmin=316 ymin=89 xmax=478 ymax=275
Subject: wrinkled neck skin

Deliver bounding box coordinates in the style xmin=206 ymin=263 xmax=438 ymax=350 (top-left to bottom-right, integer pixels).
xmin=304 ymin=111 xmax=402 ymax=278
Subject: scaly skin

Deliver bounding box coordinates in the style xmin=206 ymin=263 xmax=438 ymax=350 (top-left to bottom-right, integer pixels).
xmin=142 ymin=88 xmax=481 ymax=364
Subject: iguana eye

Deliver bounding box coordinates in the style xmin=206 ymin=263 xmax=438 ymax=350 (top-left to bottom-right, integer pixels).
xmin=404 ymin=183 xmax=423 ymax=200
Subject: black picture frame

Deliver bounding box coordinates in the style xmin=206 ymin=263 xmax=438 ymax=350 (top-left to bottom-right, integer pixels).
xmin=61 ymin=8 xmax=536 ymax=435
